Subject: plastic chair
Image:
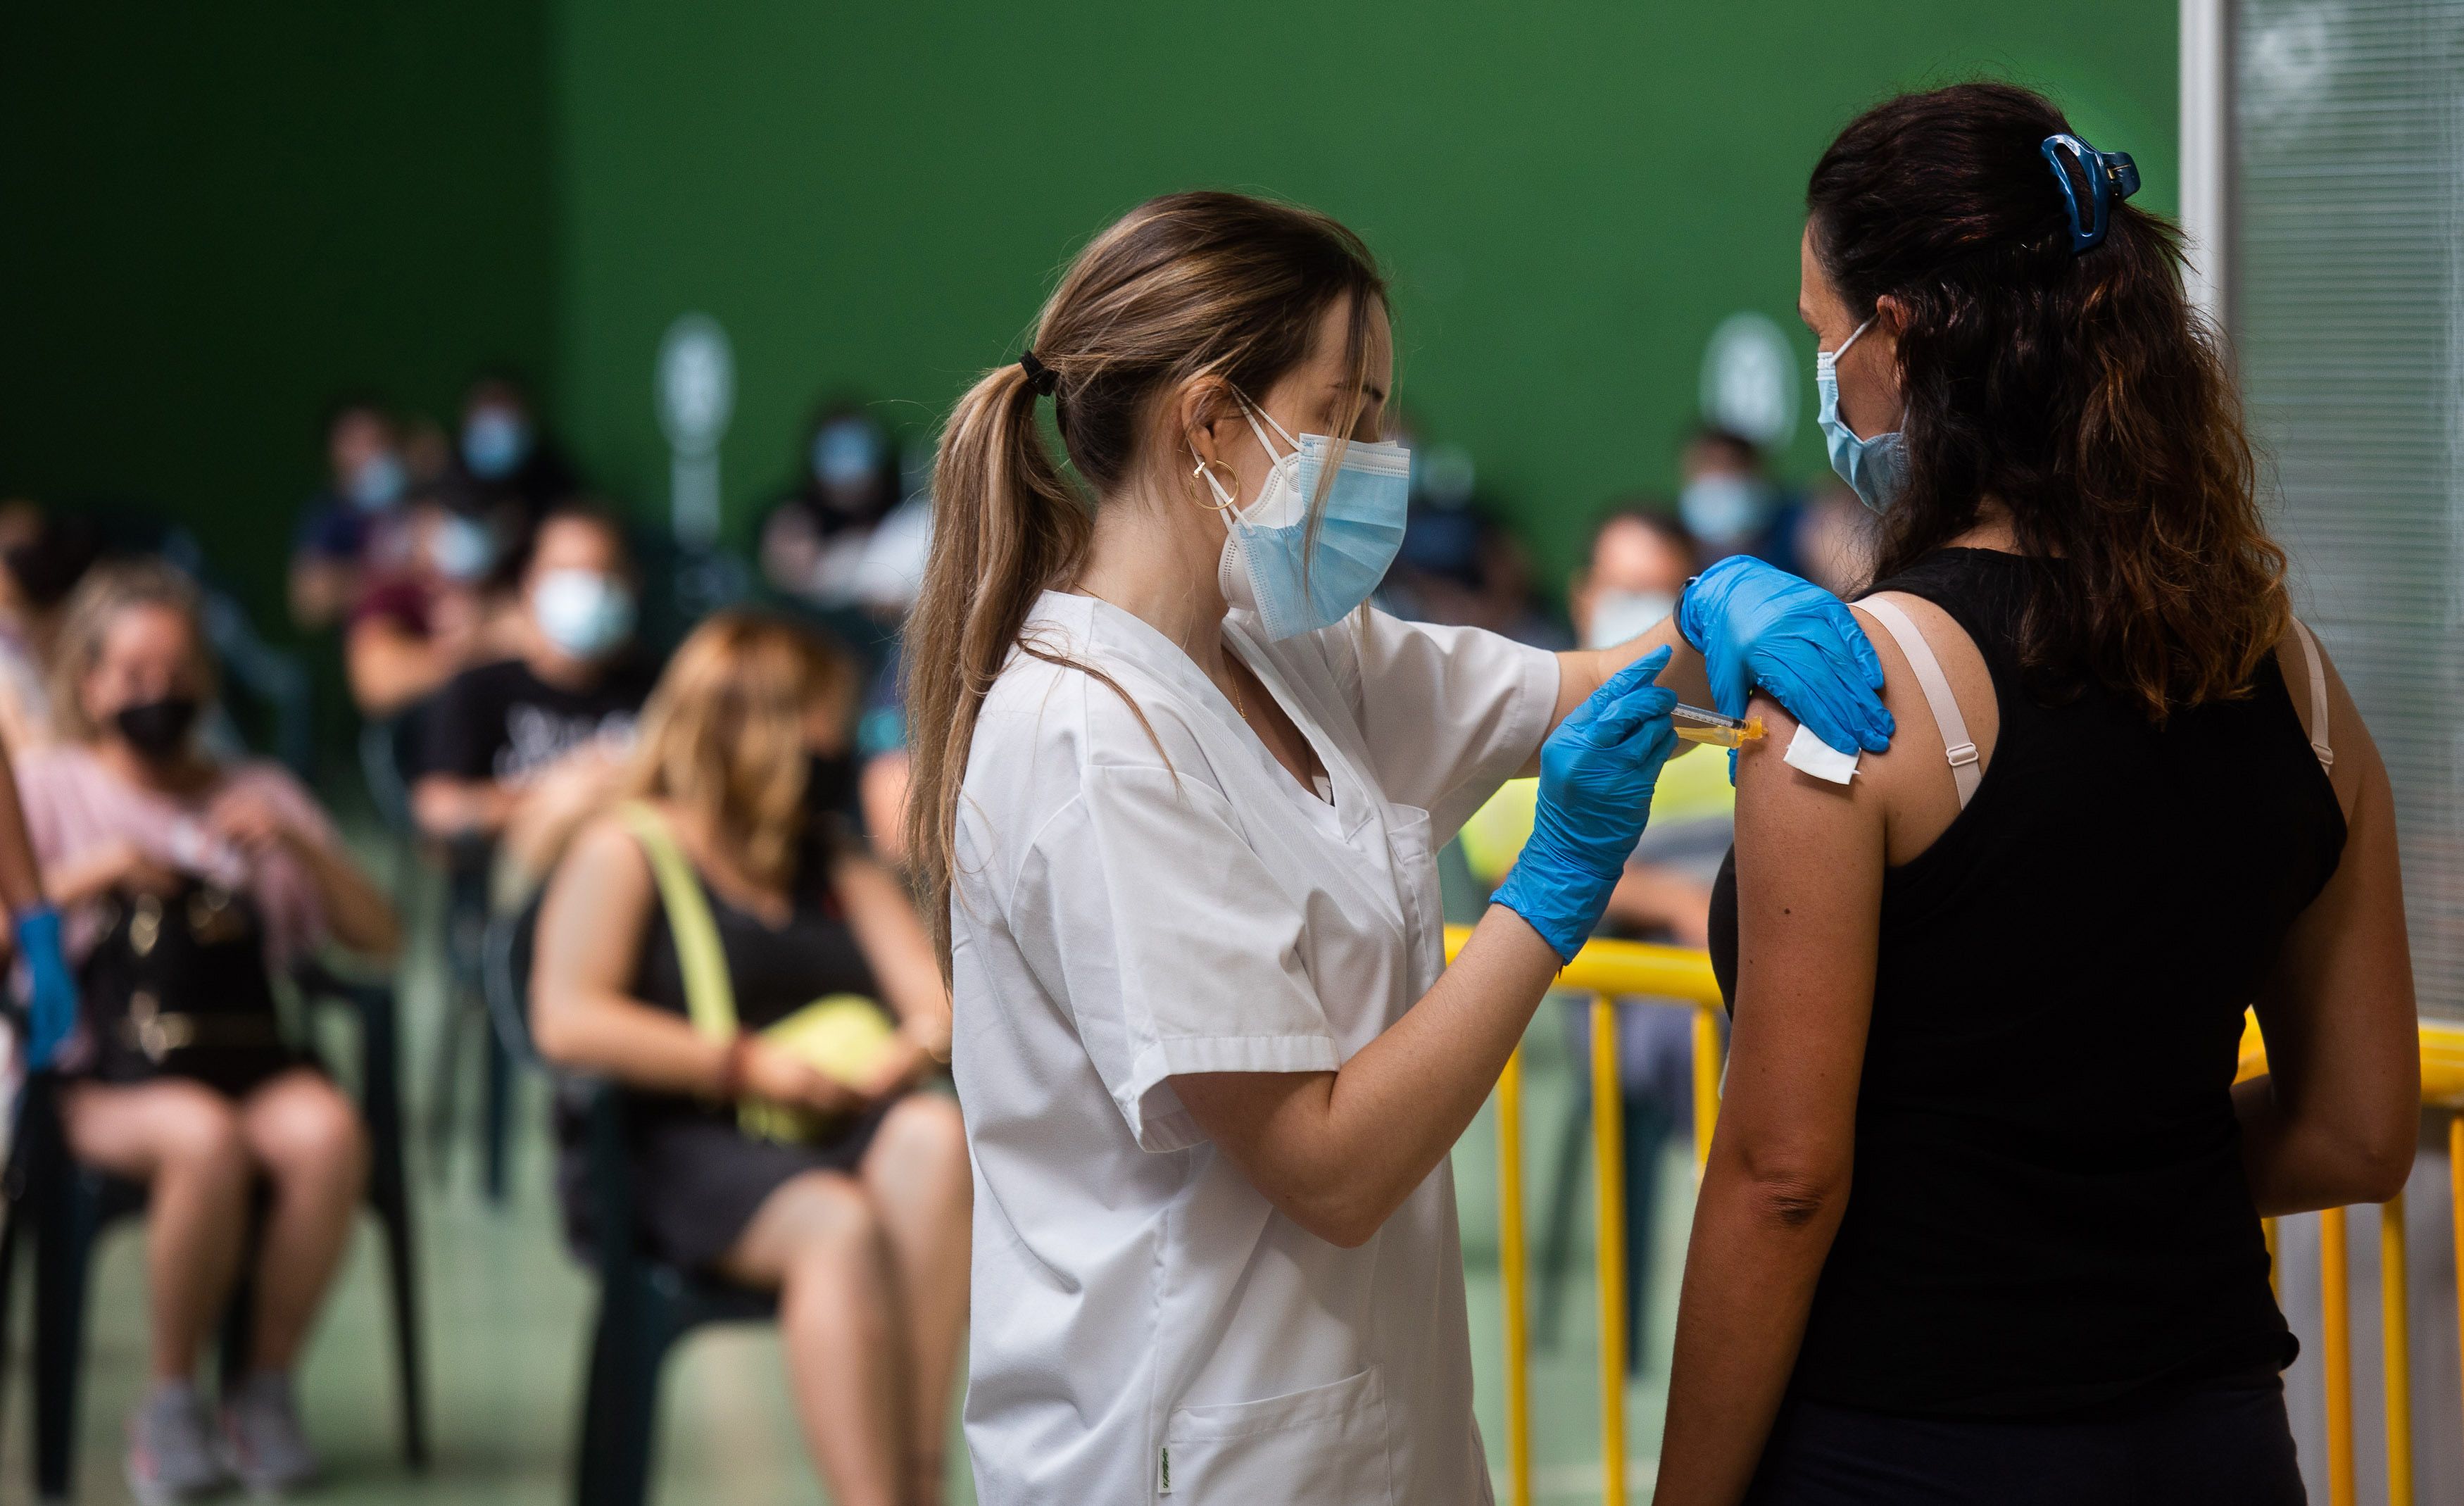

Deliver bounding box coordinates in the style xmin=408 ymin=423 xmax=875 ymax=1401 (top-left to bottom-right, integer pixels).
xmin=367 ymin=696 xmax=515 ymax=1203
xmin=432 ymin=835 xmax=511 ymax=1202
xmin=485 ymin=901 xmax=777 ymax=1506
xmin=358 ymin=714 xmax=421 ymax=835
xmin=2 ymin=965 xmax=428 ymax=1500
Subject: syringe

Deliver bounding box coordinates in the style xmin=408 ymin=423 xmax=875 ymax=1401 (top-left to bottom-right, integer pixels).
xmin=1672 ymin=703 xmax=1766 ymax=748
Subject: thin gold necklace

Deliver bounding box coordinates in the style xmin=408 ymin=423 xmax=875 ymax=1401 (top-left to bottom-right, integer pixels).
xmin=1218 ymin=634 xmax=1247 ymax=720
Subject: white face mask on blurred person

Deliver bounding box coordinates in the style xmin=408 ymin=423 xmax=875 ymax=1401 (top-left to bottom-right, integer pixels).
xmin=1678 ymin=474 xmax=1770 ymax=547
xmin=1583 ymin=587 xmax=1676 ymax=651
xmin=532 ymin=570 xmax=635 ymax=660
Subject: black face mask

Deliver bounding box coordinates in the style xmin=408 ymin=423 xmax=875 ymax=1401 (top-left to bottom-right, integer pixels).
xmin=804 ymin=751 xmax=858 ymax=820
xmin=113 ymin=696 xmax=201 ymax=761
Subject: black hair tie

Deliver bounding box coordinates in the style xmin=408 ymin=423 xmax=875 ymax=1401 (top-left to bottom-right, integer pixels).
xmin=1018 ymin=350 xmax=1058 ymax=397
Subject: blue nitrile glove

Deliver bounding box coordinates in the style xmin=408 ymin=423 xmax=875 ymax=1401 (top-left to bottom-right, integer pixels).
xmin=15 ymin=905 xmax=75 ymax=1069
xmin=1678 ymin=555 xmax=1894 ymax=756
xmin=1493 ymin=647 xmax=1680 ymax=963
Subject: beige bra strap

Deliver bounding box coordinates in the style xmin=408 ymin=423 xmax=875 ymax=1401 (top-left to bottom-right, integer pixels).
xmin=2288 ymin=617 xmax=2334 ymax=772
xmin=1858 ymin=594 xmax=1982 ymax=810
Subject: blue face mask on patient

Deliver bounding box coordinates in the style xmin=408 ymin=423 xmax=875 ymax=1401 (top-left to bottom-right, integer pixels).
xmin=1815 ymin=316 xmax=1907 ymax=513
xmin=1200 ymin=397 xmax=1412 ymax=641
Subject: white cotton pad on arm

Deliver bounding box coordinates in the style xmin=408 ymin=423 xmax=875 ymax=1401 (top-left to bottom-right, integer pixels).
xmin=1783 ymin=723 xmax=1860 ymax=785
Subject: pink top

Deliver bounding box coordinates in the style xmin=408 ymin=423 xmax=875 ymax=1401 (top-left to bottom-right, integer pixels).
xmin=17 ymin=745 xmax=340 ymax=973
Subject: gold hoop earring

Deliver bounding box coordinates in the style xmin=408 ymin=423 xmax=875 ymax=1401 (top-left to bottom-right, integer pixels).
xmin=1190 ymin=458 xmax=1240 ymax=513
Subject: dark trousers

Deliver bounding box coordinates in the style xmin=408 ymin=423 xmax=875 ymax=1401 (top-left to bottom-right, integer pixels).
xmin=1743 ymin=1372 xmax=2306 ymax=1506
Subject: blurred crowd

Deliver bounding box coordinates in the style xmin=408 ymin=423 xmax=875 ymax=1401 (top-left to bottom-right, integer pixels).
xmin=0 ymin=372 xmax=1868 ymax=1502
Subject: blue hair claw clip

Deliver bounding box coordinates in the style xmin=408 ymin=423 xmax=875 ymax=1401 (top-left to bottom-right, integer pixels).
xmin=2040 ymin=133 xmax=2141 ymax=253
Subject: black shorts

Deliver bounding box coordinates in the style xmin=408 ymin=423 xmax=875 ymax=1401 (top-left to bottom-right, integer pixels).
xmin=84 ymin=1042 xmax=313 ymax=1102
xmin=1745 ymin=1372 xmax=2304 ymax=1506
xmin=560 ymin=1093 xmax=900 ymax=1273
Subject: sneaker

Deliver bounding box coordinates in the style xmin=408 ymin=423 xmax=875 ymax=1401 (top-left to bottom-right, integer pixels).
xmin=222 ymin=1369 xmax=319 ymax=1497
xmin=125 ymin=1381 xmax=233 ymax=1505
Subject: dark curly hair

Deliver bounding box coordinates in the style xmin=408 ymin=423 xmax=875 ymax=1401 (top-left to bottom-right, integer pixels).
xmin=1808 ymin=82 xmax=2287 ymax=720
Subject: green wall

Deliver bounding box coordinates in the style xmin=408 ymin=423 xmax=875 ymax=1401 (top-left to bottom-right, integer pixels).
xmin=0 ymin=4 xmax=557 ymax=625
xmin=553 ymin=1 xmax=2178 ymax=589
xmin=3 ymin=4 xmax=2179 ymax=632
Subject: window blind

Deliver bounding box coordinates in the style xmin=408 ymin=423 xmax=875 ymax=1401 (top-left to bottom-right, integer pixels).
xmin=2235 ymin=0 xmax=2464 ymax=1017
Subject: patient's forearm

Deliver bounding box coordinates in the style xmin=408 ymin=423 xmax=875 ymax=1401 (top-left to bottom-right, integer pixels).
xmin=2234 ymin=1074 xmax=2412 ymax=1215
xmin=1656 ymin=1151 xmax=1846 ymax=1505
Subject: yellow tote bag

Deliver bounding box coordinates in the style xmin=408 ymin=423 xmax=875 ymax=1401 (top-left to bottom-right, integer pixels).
xmin=617 ymin=801 xmax=897 ymax=1143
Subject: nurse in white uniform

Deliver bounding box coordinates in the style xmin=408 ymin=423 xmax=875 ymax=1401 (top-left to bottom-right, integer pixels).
xmin=902 ymin=192 xmax=1894 ymax=1505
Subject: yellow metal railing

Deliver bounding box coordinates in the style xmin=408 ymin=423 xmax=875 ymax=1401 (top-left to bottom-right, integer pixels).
xmin=2238 ymin=1017 xmax=2464 ymax=1506
xmin=1450 ymin=928 xmax=1726 ymax=1506
xmin=1456 ymin=923 xmax=2464 ymax=1506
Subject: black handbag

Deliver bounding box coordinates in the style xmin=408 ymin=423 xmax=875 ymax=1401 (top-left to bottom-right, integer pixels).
xmin=78 ymin=877 xmax=300 ymax=1098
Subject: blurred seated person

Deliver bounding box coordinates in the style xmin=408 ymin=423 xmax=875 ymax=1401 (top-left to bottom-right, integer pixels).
xmin=530 ymin=611 xmax=967 ymax=1504
xmin=0 ymin=502 xmax=102 ymax=751
xmin=413 ymin=504 xmax=654 ymax=878
xmin=1461 ymin=503 xmax=1738 ymax=941
xmin=1564 ymin=504 xmax=1731 ymax=938
xmin=841 ymin=490 xmax=935 ymax=866
xmin=1378 ymin=501 xmax=1571 ymax=649
xmin=288 ymin=399 xmax=408 ymax=632
xmin=23 ymin=560 xmax=398 ymax=1500
xmin=345 ymin=483 xmax=523 ymax=720
xmin=853 ymin=640 xmax=913 ymax=869
xmin=760 ymin=403 xmax=902 ymax=611
xmin=1459 ymin=503 xmax=1735 ymax=1368
xmin=397 ymin=413 xmax=458 ymax=490
xmin=457 ymin=370 xmax=581 ymax=525
xmin=1678 ymin=425 xmax=1801 ymax=575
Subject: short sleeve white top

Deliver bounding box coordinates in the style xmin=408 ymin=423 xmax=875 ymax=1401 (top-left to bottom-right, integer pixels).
xmin=952 ymin=593 xmax=1557 ymax=1505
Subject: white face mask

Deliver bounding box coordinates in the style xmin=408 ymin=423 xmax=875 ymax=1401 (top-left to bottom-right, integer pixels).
xmin=1583 ymin=587 xmax=1677 ymax=651
xmin=532 ymin=569 xmax=636 ymax=660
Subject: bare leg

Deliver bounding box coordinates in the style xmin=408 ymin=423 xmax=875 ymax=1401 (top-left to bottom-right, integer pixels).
xmin=858 ymin=1096 xmax=972 ymax=1501
xmin=237 ymin=1069 xmax=368 ymax=1372
xmin=717 ymin=1169 xmax=906 ymax=1506
xmin=62 ymin=1079 xmax=251 ymax=1381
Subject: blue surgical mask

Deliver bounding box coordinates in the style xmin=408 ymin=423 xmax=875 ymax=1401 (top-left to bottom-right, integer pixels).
xmin=1816 ymin=316 xmax=1906 ymax=513
xmin=532 ymin=569 xmax=636 ymax=660
xmin=429 ymin=513 xmax=496 ymax=582
xmin=812 ymin=420 xmax=886 ymax=494
xmin=1677 ymin=475 xmax=1771 ymax=547
xmin=1205 ymin=399 xmax=1412 ymax=641
xmin=346 ymin=452 xmax=406 ymax=513
xmin=462 ymin=407 xmax=532 ymax=480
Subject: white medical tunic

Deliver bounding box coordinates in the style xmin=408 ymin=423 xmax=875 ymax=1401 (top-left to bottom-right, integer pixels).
xmin=953 ymin=592 xmax=1557 ymax=1505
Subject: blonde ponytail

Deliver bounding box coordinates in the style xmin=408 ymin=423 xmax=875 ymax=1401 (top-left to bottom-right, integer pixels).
xmin=903 ymin=360 xmax=1092 ymax=969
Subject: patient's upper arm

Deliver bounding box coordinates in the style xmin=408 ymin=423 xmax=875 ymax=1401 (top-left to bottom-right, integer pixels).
xmin=1718 ymin=696 xmax=1890 ymax=1179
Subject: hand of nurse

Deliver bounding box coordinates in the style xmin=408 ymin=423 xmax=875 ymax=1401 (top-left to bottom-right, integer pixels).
xmin=1493 ymin=647 xmax=1679 ymax=963
xmin=1678 ymin=554 xmax=1894 ymax=754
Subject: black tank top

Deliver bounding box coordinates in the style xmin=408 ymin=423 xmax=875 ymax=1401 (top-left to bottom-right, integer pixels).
xmin=631 ymin=837 xmax=881 ymax=1034
xmin=1707 ymin=548 xmax=2345 ymax=1417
